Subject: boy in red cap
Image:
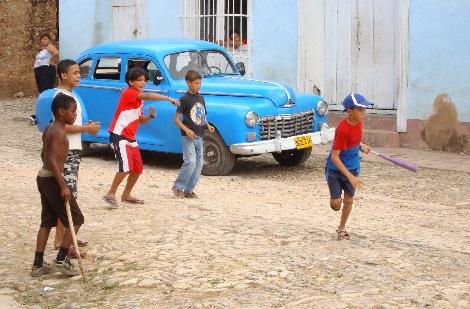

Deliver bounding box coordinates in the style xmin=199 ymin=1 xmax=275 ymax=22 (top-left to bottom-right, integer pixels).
xmin=325 ymin=93 xmax=371 ymax=240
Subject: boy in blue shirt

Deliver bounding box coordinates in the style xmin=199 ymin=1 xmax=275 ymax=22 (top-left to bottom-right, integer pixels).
xmin=172 ymin=70 xmax=215 ymax=198
xmin=325 ymin=93 xmax=371 ymax=240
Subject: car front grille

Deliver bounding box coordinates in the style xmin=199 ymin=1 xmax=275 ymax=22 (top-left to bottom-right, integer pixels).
xmin=260 ymin=111 xmax=314 ymax=140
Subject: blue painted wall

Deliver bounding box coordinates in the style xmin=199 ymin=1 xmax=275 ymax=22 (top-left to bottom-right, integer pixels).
xmin=407 ymin=0 xmax=470 ymax=121
xmin=59 ymin=0 xmax=299 ymax=88
xmin=146 ymin=0 xmax=182 ymax=38
xmin=252 ymin=0 xmax=298 ymax=87
xmin=59 ymin=0 xmax=112 ymax=60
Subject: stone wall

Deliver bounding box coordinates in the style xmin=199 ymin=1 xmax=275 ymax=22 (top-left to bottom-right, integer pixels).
xmin=0 ymin=0 xmax=57 ymax=98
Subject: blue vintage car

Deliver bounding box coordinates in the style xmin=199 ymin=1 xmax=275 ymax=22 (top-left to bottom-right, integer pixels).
xmin=35 ymin=39 xmax=334 ymax=175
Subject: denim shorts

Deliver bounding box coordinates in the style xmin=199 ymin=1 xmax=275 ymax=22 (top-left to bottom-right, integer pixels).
xmin=326 ymin=168 xmax=359 ymax=199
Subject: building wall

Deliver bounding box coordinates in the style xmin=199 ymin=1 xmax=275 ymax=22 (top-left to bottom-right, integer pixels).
xmin=0 ymin=0 xmax=57 ymax=98
xmin=146 ymin=0 xmax=182 ymax=38
xmin=59 ymin=0 xmax=112 ymax=60
xmin=251 ymin=0 xmax=298 ymax=87
xmin=407 ymin=0 xmax=470 ymax=122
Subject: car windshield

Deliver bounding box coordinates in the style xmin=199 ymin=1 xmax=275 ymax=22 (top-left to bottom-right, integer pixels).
xmin=164 ymin=50 xmax=238 ymax=80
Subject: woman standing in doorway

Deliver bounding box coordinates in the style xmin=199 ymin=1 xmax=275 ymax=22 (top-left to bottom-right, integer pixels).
xmin=34 ymin=34 xmax=59 ymax=93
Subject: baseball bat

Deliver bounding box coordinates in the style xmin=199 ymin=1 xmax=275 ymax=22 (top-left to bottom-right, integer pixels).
xmin=65 ymin=200 xmax=87 ymax=282
xmin=370 ymin=150 xmax=418 ymax=172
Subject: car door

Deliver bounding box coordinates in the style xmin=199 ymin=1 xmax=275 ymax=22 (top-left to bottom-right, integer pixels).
xmin=127 ymin=57 xmax=177 ymax=152
xmin=76 ymin=55 xmax=125 ymax=144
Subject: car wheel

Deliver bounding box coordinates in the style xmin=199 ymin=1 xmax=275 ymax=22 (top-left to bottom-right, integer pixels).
xmin=272 ymin=148 xmax=312 ymax=166
xmin=202 ymin=132 xmax=236 ymax=176
xmin=80 ymin=141 xmax=91 ymax=157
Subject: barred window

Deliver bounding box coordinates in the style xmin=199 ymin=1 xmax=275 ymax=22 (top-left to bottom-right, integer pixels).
xmin=182 ymin=0 xmax=251 ymax=76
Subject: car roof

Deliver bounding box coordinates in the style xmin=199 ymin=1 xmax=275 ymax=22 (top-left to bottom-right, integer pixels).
xmin=77 ymin=38 xmax=225 ymax=59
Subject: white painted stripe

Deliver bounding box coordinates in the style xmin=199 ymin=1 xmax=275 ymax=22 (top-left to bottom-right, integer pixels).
xmin=119 ymin=139 xmax=130 ymax=172
xmin=112 ymin=106 xmax=142 ymax=135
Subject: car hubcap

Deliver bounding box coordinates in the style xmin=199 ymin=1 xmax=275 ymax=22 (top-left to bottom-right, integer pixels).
xmin=204 ymin=143 xmax=220 ymax=165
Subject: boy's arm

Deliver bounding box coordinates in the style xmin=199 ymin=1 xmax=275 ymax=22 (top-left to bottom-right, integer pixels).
xmin=330 ymin=149 xmax=363 ymax=190
xmin=138 ymin=93 xmax=180 ymax=106
xmin=47 ymin=133 xmax=71 ymax=202
xmin=174 ymin=111 xmax=196 ymax=139
xmin=65 ymin=122 xmax=100 ymax=135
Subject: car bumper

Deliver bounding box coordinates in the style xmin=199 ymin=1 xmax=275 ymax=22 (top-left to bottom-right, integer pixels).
xmin=229 ymin=128 xmax=335 ymax=155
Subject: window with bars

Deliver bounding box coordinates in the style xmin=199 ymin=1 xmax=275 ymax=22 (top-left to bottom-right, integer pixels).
xmin=181 ymin=0 xmax=251 ymax=76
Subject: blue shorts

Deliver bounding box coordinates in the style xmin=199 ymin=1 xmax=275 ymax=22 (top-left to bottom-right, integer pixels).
xmin=326 ymin=168 xmax=359 ymax=199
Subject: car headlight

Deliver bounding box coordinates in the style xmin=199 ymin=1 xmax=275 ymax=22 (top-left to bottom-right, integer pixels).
xmin=316 ymin=100 xmax=328 ymax=116
xmin=244 ymin=111 xmax=259 ymax=127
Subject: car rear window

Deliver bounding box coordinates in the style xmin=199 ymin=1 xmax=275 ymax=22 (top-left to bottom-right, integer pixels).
xmin=79 ymin=59 xmax=92 ymax=79
xmin=94 ymin=57 xmax=121 ymax=80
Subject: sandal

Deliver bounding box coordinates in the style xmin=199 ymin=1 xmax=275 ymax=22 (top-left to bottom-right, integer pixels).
xmin=337 ymin=230 xmax=351 ymax=241
xmin=121 ymin=196 xmax=145 ymax=204
xmin=103 ymin=195 xmax=119 ymax=208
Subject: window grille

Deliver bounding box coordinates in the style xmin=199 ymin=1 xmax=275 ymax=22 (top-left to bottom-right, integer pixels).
xmin=181 ymin=0 xmax=251 ymax=76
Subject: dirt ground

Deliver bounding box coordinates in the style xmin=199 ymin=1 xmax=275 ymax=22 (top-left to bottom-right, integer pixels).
xmin=0 ymin=97 xmax=469 ymax=309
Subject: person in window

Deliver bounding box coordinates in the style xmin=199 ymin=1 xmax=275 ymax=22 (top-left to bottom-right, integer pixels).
xmin=34 ymin=34 xmax=59 ymax=93
xmin=224 ymin=29 xmax=247 ymax=52
xmin=179 ymin=52 xmax=203 ymax=77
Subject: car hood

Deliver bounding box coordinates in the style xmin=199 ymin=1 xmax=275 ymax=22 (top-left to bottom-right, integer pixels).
xmin=175 ymin=76 xmax=297 ymax=107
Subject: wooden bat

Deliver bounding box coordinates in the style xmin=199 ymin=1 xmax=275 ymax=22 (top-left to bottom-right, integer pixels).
xmin=65 ymin=200 xmax=87 ymax=282
xmin=371 ymin=150 xmax=418 ymax=172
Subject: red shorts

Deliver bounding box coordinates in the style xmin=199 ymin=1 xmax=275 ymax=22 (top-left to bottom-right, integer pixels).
xmin=109 ymin=133 xmax=143 ymax=174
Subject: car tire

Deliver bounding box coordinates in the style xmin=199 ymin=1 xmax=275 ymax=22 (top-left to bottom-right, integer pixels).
xmin=272 ymin=148 xmax=312 ymax=166
xmin=80 ymin=141 xmax=91 ymax=157
xmin=202 ymin=132 xmax=236 ymax=176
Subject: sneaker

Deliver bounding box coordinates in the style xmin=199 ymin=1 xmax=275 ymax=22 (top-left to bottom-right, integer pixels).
xmin=172 ymin=186 xmax=185 ymax=198
xmin=184 ymin=191 xmax=198 ymax=199
xmin=31 ymin=261 xmax=53 ymax=277
xmin=52 ymin=256 xmax=80 ymax=276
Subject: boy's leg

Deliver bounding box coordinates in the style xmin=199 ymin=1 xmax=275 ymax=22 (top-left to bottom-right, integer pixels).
xmin=59 ymin=225 xmax=82 ymax=253
xmin=104 ymin=172 xmax=127 ymax=203
xmin=338 ymin=193 xmax=353 ymax=232
xmin=327 ymin=169 xmax=343 ymax=211
xmin=185 ymin=136 xmax=204 ymax=193
xmin=54 ymin=220 xmax=65 ymax=249
xmin=53 ymin=195 xmax=84 ymax=276
xmin=174 ymin=136 xmax=197 ymax=192
xmin=121 ymin=143 xmax=144 ymax=202
xmin=35 ymin=227 xmax=52 ymax=257
xmin=121 ymin=173 xmax=141 ymax=201
xmin=32 ymin=227 xmax=54 ymax=276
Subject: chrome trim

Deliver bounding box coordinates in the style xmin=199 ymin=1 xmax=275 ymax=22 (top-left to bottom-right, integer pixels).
xmin=229 ymin=128 xmax=336 ymax=155
xmin=175 ymin=89 xmax=263 ymax=98
xmin=144 ymin=89 xmax=169 ymax=94
xmin=259 ymin=111 xmax=314 ymax=140
xmin=223 ymin=76 xmax=294 ymax=105
xmin=79 ymin=84 xmax=123 ymax=91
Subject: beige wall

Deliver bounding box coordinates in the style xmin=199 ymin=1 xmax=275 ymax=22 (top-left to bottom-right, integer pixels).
xmin=0 ymin=0 xmax=57 ymax=98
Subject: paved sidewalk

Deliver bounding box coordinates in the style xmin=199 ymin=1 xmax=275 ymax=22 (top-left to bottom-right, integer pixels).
xmin=311 ymin=144 xmax=470 ymax=173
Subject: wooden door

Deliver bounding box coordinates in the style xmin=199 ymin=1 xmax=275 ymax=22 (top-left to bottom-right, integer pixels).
xmin=112 ymin=0 xmax=146 ymax=40
xmin=301 ymin=0 xmax=401 ymax=110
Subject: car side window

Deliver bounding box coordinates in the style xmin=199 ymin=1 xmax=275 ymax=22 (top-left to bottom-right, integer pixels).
xmin=78 ymin=59 xmax=92 ymax=79
xmin=94 ymin=57 xmax=121 ymax=80
xmin=127 ymin=59 xmax=162 ymax=83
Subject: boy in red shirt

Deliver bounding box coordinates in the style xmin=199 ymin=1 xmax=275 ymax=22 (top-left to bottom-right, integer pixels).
xmin=103 ymin=67 xmax=179 ymax=208
xmin=325 ymin=93 xmax=371 ymax=240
